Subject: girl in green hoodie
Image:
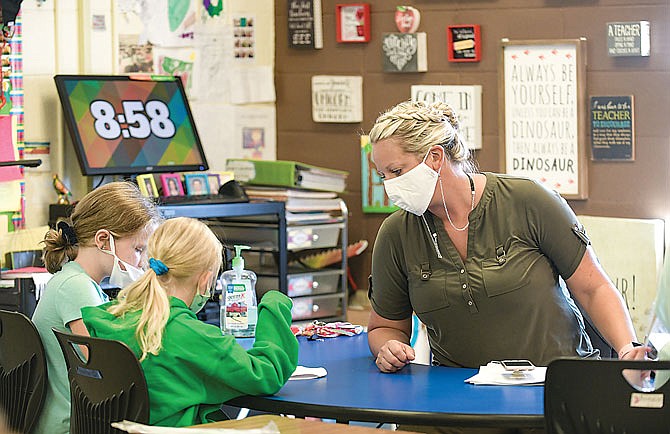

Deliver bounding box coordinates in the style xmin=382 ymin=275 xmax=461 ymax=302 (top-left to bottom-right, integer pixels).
xmin=82 ymin=217 xmax=298 ymax=427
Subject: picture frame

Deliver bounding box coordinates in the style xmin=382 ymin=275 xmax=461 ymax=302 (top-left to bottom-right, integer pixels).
xmin=336 ymin=3 xmax=371 ymax=43
xmin=447 ymin=24 xmax=481 ymax=63
xmin=136 ymin=174 xmax=158 ymax=198
xmin=207 ymin=173 xmax=221 ymax=194
xmin=184 ymin=173 xmax=210 ymax=196
xmin=499 ymin=38 xmax=588 ymax=199
xmin=160 ymin=173 xmax=185 ymax=197
xmin=360 ymin=135 xmax=397 ymax=213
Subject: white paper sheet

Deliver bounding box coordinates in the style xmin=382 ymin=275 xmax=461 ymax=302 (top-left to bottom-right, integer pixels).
xmin=112 ymin=420 xmax=279 ymax=434
xmin=465 ymin=362 xmax=546 ymax=386
xmin=229 ymin=66 xmax=276 ymax=104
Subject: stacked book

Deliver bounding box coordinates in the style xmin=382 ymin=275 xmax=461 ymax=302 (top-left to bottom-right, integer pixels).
xmin=242 ymin=186 xmax=342 ymax=223
xmin=226 ymin=159 xmax=349 ymax=224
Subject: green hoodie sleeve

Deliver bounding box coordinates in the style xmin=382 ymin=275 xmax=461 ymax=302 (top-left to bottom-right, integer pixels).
xmin=208 ymin=290 xmax=299 ymax=396
xmin=162 ymin=290 xmax=298 ymax=401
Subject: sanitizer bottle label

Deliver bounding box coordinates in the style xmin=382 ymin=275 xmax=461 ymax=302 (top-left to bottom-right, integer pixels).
xmin=224 ymin=282 xmax=249 ymax=330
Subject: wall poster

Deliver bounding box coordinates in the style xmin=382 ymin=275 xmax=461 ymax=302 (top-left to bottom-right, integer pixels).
xmin=499 ymin=39 xmax=588 ymax=199
xmin=590 ymin=95 xmax=634 ymax=161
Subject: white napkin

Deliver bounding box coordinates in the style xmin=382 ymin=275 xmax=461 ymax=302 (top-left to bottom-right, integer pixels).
xmin=465 ymin=362 xmax=546 ymax=385
xmin=289 ymin=365 xmax=327 ymax=380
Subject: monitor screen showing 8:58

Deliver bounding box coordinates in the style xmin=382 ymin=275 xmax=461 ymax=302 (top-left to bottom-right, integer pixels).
xmin=54 ymin=75 xmax=209 ymax=176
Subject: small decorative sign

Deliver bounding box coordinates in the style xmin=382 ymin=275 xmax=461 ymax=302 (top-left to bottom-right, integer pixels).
xmin=382 ymin=32 xmax=427 ymax=73
xmin=607 ymin=21 xmax=650 ymax=57
xmin=590 ymin=96 xmax=634 ymax=161
xmin=447 ymin=25 xmax=481 ymax=62
xmin=394 ymin=6 xmax=420 ymax=33
xmin=411 ymin=85 xmax=482 ymax=150
xmin=287 ymin=0 xmax=323 ymax=49
xmin=361 ymin=135 xmax=397 ymax=213
xmin=311 ymin=75 xmax=363 ymax=123
xmin=336 ymin=3 xmax=371 ymax=43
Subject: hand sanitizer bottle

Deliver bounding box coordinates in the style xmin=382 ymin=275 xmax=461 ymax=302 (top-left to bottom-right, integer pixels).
xmin=220 ymin=245 xmax=258 ymax=337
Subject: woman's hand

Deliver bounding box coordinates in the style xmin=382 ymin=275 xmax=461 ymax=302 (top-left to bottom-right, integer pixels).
xmin=375 ymin=339 xmax=415 ymax=373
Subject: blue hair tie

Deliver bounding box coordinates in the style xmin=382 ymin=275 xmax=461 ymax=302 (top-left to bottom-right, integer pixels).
xmin=149 ymin=258 xmax=168 ymax=276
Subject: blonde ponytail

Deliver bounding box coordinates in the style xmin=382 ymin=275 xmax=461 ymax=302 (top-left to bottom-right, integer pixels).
xmin=107 ymin=217 xmax=222 ymax=360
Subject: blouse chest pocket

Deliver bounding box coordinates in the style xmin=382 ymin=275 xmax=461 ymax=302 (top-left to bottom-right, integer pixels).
xmin=481 ymin=241 xmax=532 ymax=297
xmin=408 ymin=263 xmax=450 ymax=313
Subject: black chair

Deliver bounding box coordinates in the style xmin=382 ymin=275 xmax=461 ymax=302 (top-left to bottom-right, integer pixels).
xmin=52 ymin=328 xmax=149 ymax=434
xmin=0 ymin=310 xmax=47 ymax=434
xmin=545 ymin=358 xmax=670 ymax=434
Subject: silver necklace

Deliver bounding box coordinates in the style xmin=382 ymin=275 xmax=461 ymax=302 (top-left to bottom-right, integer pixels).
xmin=439 ymin=173 xmax=475 ymax=232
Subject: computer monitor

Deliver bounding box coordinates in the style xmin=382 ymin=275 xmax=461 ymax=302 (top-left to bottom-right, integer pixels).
xmin=54 ymin=74 xmax=209 ymax=176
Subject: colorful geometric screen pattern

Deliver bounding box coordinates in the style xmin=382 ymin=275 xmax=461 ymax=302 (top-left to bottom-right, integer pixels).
xmin=61 ymin=77 xmax=206 ymax=173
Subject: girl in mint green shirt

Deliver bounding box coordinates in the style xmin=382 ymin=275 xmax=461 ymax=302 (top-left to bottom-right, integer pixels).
xmin=32 ymin=181 xmax=160 ymax=434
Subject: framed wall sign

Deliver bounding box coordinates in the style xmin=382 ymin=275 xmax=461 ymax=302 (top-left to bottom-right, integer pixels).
xmin=411 ymin=85 xmax=482 ymax=150
xmin=287 ymin=0 xmax=323 ymax=49
xmin=499 ymin=38 xmax=588 ymax=199
xmin=311 ymin=75 xmax=363 ymax=123
xmin=590 ymin=95 xmax=634 ymax=161
xmin=336 ymin=3 xmax=370 ymax=43
xmin=447 ymin=24 xmax=481 ymax=62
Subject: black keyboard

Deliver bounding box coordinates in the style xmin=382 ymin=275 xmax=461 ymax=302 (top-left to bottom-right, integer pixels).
xmin=158 ymin=194 xmax=248 ymax=206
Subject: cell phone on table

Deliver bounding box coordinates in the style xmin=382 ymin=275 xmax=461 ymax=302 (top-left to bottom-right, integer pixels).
xmin=501 ymin=359 xmax=535 ymax=371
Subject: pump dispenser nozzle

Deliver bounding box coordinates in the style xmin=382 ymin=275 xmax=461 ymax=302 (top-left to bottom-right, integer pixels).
xmin=232 ymin=245 xmax=251 ymax=276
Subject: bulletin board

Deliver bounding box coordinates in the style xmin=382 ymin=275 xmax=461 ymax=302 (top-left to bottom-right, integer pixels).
xmin=499 ymin=39 xmax=588 ymax=199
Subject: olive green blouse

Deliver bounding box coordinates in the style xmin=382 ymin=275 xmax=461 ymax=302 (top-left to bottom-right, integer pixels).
xmin=370 ymin=172 xmax=598 ymax=368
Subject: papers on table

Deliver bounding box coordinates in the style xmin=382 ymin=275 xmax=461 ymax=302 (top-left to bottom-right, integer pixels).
xmin=112 ymin=420 xmax=279 ymax=433
xmin=465 ymin=362 xmax=546 ymax=386
xmin=289 ymin=365 xmax=327 ymax=380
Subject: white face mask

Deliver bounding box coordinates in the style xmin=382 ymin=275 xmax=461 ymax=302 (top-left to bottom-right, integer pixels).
xmin=383 ymin=150 xmax=441 ymax=216
xmin=100 ymin=234 xmax=144 ymax=288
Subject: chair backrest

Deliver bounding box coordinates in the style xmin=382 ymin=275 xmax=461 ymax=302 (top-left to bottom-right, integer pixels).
xmin=545 ymin=358 xmax=670 ymax=434
xmin=0 ymin=310 xmax=47 ymax=434
xmin=51 ymin=328 xmax=149 ymax=434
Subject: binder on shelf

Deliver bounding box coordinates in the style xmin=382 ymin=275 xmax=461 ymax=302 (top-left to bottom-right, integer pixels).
xmin=226 ymin=159 xmax=348 ymax=193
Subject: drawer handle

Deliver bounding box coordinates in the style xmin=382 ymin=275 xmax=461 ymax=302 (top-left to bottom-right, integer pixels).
xmin=312 ymin=304 xmax=320 ymax=312
xmin=312 ymin=234 xmax=320 ymax=241
xmin=312 ymin=281 xmax=319 ymax=289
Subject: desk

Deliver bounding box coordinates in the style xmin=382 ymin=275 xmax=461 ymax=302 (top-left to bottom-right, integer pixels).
xmin=198 ymin=415 xmax=418 ymax=433
xmin=228 ymin=333 xmax=544 ymax=428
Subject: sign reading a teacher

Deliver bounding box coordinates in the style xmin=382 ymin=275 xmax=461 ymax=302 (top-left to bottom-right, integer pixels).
xmin=500 ymin=39 xmax=588 ymax=199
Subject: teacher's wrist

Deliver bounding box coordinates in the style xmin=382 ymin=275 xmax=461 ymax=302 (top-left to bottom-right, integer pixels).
xmin=618 ymin=341 xmax=643 ymax=359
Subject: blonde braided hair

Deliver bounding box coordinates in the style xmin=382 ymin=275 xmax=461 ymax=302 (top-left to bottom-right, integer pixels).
xmin=368 ymin=100 xmax=476 ymax=172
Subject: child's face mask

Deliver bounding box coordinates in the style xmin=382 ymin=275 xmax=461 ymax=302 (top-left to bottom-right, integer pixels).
xmin=99 ymin=234 xmax=144 ymax=288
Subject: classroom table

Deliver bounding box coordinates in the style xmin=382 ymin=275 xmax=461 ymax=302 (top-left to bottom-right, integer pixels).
xmin=196 ymin=414 xmax=419 ymax=433
xmin=228 ymin=333 xmax=545 ymax=428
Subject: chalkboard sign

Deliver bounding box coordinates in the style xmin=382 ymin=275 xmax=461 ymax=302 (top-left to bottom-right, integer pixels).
xmin=590 ymin=96 xmax=634 ymax=161
xmin=499 ymin=38 xmax=588 ymax=199
xmin=287 ymin=0 xmax=323 ymax=49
